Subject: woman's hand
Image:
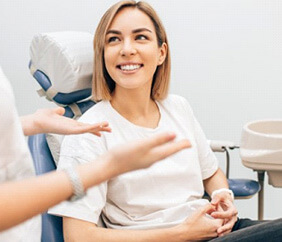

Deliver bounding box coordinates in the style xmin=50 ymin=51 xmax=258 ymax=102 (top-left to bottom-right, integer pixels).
xmin=21 ymin=107 xmax=111 ymax=136
xmin=175 ymin=203 xmax=223 ymax=241
xmin=102 ymin=132 xmax=191 ymax=175
xmin=210 ymin=192 xmax=238 ymax=237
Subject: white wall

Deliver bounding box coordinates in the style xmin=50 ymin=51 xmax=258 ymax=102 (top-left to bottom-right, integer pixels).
xmin=1 ymin=0 xmax=281 ymax=219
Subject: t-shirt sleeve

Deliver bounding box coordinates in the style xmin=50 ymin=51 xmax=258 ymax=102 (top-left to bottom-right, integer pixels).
xmin=179 ymin=96 xmax=219 ymax=180
xmin=48 ymin=132 xmax=108 ymax=224
xmin=193 ymin=117 xmax=219 ymax=179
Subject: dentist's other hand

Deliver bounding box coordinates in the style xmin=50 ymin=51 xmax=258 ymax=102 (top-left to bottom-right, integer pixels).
xmin=21 ymin=107 xmax=111 ymax=136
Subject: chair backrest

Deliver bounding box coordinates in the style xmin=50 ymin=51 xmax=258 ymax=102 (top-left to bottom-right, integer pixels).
xmin=28 ymin=134 xmax=64 ymax=242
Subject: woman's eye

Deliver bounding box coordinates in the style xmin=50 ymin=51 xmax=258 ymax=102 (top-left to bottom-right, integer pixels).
xmin=136 ymin=35 xmax=148 ymax=40
xmin=108 ymin=36 xmax=120 ymax=43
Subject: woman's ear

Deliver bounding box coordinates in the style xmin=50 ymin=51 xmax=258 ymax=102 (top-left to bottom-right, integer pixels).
xmin=157 ymin=43 xmax=167 ymax=65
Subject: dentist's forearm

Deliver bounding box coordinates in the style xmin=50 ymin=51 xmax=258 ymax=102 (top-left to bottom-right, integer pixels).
xmin=0 ymin=158 xmax=118 ymax=232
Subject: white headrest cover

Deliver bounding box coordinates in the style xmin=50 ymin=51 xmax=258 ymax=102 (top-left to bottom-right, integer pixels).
xmin=30 ymin=31 xmax=94 ymax=93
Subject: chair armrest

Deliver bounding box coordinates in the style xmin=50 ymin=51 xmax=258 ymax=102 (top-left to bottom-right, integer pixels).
xmin=208 ymin=140 xmax=239 ymax=179
xmin=209 ymin=140 xmax=239 ymax=152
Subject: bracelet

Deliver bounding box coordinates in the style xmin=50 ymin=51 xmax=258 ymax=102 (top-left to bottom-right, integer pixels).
xmin=64 ymin=166 xmax=86 ymax=201
xmin=211 ymin=188 xmax=234 ymax=201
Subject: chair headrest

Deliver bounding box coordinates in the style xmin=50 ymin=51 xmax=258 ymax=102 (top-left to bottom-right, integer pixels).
xmin=29 ymin=31 xmax=95 ymax=118
xmin=29 ymin=31 xmax=94 ymax=105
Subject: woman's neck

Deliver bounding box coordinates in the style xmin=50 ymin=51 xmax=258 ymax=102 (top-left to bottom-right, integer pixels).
xmin=110 ymin=88 xmax=160 ymax=128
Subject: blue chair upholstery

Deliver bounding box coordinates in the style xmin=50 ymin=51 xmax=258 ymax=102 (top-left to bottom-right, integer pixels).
xmin=228 ymin=179 xmax=260 ymax=199
xmin=28 ymin=134 xmax=63 ymax=242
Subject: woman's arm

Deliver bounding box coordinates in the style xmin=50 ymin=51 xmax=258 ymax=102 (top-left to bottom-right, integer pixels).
xmin=20 ymin=107 xmax=111 ymax=136
xmin=203 ymin=168 xmax=229 ymax=195
xmin=0 ymin=132 xmax=190 ymax=232
xmin=63 ymin=203 xmax=222 ymax=242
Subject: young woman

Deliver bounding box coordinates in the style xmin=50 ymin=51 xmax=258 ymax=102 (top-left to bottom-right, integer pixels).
xmin=0 ymin=66 xmax=189 ymax=241
xmin=50 ymin=1 xmax=282 ymax=241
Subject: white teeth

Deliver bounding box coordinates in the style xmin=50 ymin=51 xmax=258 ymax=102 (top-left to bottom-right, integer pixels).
xmin=120 ymin=64 xmax=141 ymax=71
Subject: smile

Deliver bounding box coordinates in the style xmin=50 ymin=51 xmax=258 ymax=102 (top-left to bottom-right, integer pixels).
xmin=117 ymin=64 xmax=143 ymax=71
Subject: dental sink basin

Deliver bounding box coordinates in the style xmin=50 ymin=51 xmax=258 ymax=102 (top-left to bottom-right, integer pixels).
xmin=240 ymin=120 xmax=282 ymax=187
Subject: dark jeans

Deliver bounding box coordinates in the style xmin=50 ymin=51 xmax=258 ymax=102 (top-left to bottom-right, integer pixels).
xmin=210 ymin=218 xmax=282 ymax=242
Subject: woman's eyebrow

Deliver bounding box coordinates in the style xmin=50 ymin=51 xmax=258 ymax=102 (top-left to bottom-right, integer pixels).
xmin=132 ymin=28 xmax=152 ymax=34
xmin=106 ymin=30 xmax=121 ymax=35
xmin=106 ymin=28 xmax=152 ymax=35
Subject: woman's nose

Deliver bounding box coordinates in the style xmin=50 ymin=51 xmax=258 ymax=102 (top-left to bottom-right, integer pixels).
xmin=120 ymin=40 xmax=137 ymax=56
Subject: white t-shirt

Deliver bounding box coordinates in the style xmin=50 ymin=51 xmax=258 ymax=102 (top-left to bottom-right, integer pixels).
xmin=0 ymin=67 xmax=41 ymax=242
xmin=49 ymin=94 xmax=218 ymax=230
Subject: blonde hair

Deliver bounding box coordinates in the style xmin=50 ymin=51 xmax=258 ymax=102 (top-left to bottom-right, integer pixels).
xmin=92 ymin=0 xmax=171 ymax=101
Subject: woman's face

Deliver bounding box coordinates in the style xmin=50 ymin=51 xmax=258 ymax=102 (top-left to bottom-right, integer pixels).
xmin=104 ymin=7 xmax=167 ymax=92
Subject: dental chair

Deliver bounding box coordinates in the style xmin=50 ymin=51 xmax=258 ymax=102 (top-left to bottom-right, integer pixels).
xmin=27 ymin=32 xmax=260 ymax=242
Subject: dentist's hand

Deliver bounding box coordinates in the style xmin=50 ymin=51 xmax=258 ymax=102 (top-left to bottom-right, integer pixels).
xmin=210 ymin=192 xmax=238 ymax=237
xmin=21 ymin=107 xmax=111 ymax=136
xmin=103 ymin=132 xmax=191 ymax=175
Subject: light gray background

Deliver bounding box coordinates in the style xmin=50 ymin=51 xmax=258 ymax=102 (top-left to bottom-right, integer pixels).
xmin=1 ymin=0 xmax=281 ymax=220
